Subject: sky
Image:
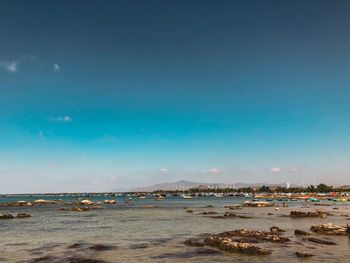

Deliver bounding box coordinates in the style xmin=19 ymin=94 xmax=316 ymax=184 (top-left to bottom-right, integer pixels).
xmin=1 ymin=0 xmax=350 ymax=193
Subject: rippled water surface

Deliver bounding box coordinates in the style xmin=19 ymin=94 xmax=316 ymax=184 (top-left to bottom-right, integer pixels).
xmin=1 ymin=195 xmax=350 ymax=262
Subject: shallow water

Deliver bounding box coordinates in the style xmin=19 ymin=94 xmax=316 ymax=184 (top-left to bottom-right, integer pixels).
xmin=1 ymin=195 xmax=350 ymax=262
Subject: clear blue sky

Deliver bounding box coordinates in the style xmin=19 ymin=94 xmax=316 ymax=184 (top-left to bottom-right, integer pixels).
xmin=1 ymin=0 xmax=350 ymax=193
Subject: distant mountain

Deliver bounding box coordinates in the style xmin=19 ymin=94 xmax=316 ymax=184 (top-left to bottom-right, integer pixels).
xmin=133 ymin=180 xmax=294 ymax=192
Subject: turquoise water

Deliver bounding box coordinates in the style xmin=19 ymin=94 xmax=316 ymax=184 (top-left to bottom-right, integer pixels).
xmin=1 ymin=195 xmax=349 ymax=262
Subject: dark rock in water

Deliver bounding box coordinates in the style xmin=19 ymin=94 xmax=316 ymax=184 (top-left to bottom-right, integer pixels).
xmin=237 ymin=215 xmax=253 ymax=219
xmin=223 ymin=212 xmax=237 ymax=217
xmin=31 ymin=256 xmax=55 ymax=262
xmin=217 ymin=229 xmax=290 ymax=243
xmin=184 ymin=238 xmax=205 ymax=247
xmin=211 ymin=211 xmax=248 ymax=219
xmin=243 ymin=201 xmax=275 ymax=207
xmin=303 ymin=237 xmax=337 ymax=245
xmin=295 ymin=229 xmax=312 ymax=236
xmin=267 ymin=213 xmax=274 ymax=216
xmin=186 ymin=209 xmax=193 ymax=213
xmin=59 ymin=206 xmax=102 ymax=212
xmin=296 ymin=251 xmax=314 ymax=257
xmin=270 ymin=226 xmax=285 ymax=233
xmin=129 ymin=243 xmax=149 ymax=249
xmin=201 ymin=211 xmax=219 ymax=215
xmin=310 ymin=223 xmax=347 ymax=236
xmin=203 ymin=205 xmax=214 ymax=208
xmin=17 ymin=213 xmax=31 ymax=218
xmin=68 ymin=243 xmax=83 ymax=249
xmin=290 ymin=210 xmax=327 ymax=218
xmin=233 ymin=238 xmax=261 ymax=244
xmin=0 ymin=214 xmax=14 ymax=219
xmin=204 ymin=236 xmax=272 ymax=255
xmin=89 ymin=244 xmax=117 ymax=251
xmin=224 ymin=205 xmax=242 ymax=210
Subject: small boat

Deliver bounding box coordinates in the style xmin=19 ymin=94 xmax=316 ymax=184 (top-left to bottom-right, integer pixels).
xmin=181 ymin=194 xmax=194 ymax=199
xmin=307 ymin=197 xmax=320 ymax=202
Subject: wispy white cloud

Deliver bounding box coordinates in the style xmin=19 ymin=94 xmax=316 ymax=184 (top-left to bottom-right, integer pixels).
xmin=160 ymin=168 xmax=169 ymax=174
xmin=49 ymin=115 xmax=72 ymax=122
xmin=270 ymin=167 xmax=282 ymax=173
xmin=207 ymin=168 xmax=220 ymax=175
xmin=53 ymin=63 xmax=60 ymax=72
xmin=0 ymin=61 xmax=18 ymax=73
xmin=289 ymin=166 xmax=299 ymax=173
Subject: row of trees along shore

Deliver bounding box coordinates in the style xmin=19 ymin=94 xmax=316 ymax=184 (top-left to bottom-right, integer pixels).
xmin=152 ymin=183 xmax=350 ymax=194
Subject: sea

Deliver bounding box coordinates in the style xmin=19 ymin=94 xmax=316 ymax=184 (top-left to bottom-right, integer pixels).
xmin=0 ymin=195 xmax=349 ymax=262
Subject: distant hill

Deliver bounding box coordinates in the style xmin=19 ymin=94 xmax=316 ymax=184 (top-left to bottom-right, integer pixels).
xmin=133 ymin=180 xmax=294 ymax=192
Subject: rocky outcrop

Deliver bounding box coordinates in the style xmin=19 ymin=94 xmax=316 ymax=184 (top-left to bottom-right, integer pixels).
xmin=15 ymin=201 xmax=32 ymax=206
xmin=186 ymin=209 xmax=193 ymax=213
xmin=224 ymin=205 xmax=242 ymax=210
xmin=296 ymin=251 xmax=313 ymax=257
xmin=59 ymin=205 xmax=102 ymax=212
xmin=243 ymin=201 xmax=275 ymax=207
xmin=79 ymin=200 xmax=94 ymax=205
xmin=216 ymin=229 xmax=290 ymax=243
xmin=303 ymin=237 xmax=336 ymax=245
xmin=290 ymin=210 xmax=327 ymax=218
xmin=103 ymin=200 xmax=116 ymax=204
xmin=211 ymin=212 xmax=252 ymax=219
xmin=201 ymin=211 xmax=219 ymax=215
xmin=294 ymin=229 xmax=311 ymax=236
xmin=0 ymin=201 xmax=32 ymax=207
xmin=204 ymin=236 xmax=272 ymax=255
xmin=0 ymin=214 xmax=14 ymax=219
xmin=17 ymin=213 xmax=31 ymax=218
xmin=310 ymin=223 xmax=347 ymax=236
xmin=33 ymin=199 xmax=60 ymax=204
xmin=89 ymin=244 xmax=117 ymax=251
xmin=270 ymin=226 xmax=285 ymax=233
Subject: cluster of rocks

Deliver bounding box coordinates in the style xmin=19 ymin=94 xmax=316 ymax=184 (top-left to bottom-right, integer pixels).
xmin=296 ymin=251 xmax=314 ymax=257
xmin=200 ymin=211 xmax=219 ymax=215
xmin=59 ymin=205 xmax=103 ymax=212
xmin=185 ymin=227 xmax=290 ymax=256
xmin=224 ymin=205 xmax=242 ymax=210
xmin=204 ymin=236 xmax=272 ymax=255
xmin=0 ymin=213 xmax=31 ymax=219
xmin=0 ymin=200 xmax=33 ymax=207
xmin=103 ymin=199 xmax=116 ymax=204
xmin=303 ymin=237 xmax=337 ymax=245
xmin=0 ymin=199 xmax=65 ymax=207
xmin=209 ymin=212 xmax=252 ymax=219
xmin=32 ymin=199 xmax=62 ymax=205
xmin=310 ymin=223 xmax=347 ymax=236
xmin=243 ymin=201 xmax=275 ymax=207
xmin=290 ymin=210 xmax=327 ymax=218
